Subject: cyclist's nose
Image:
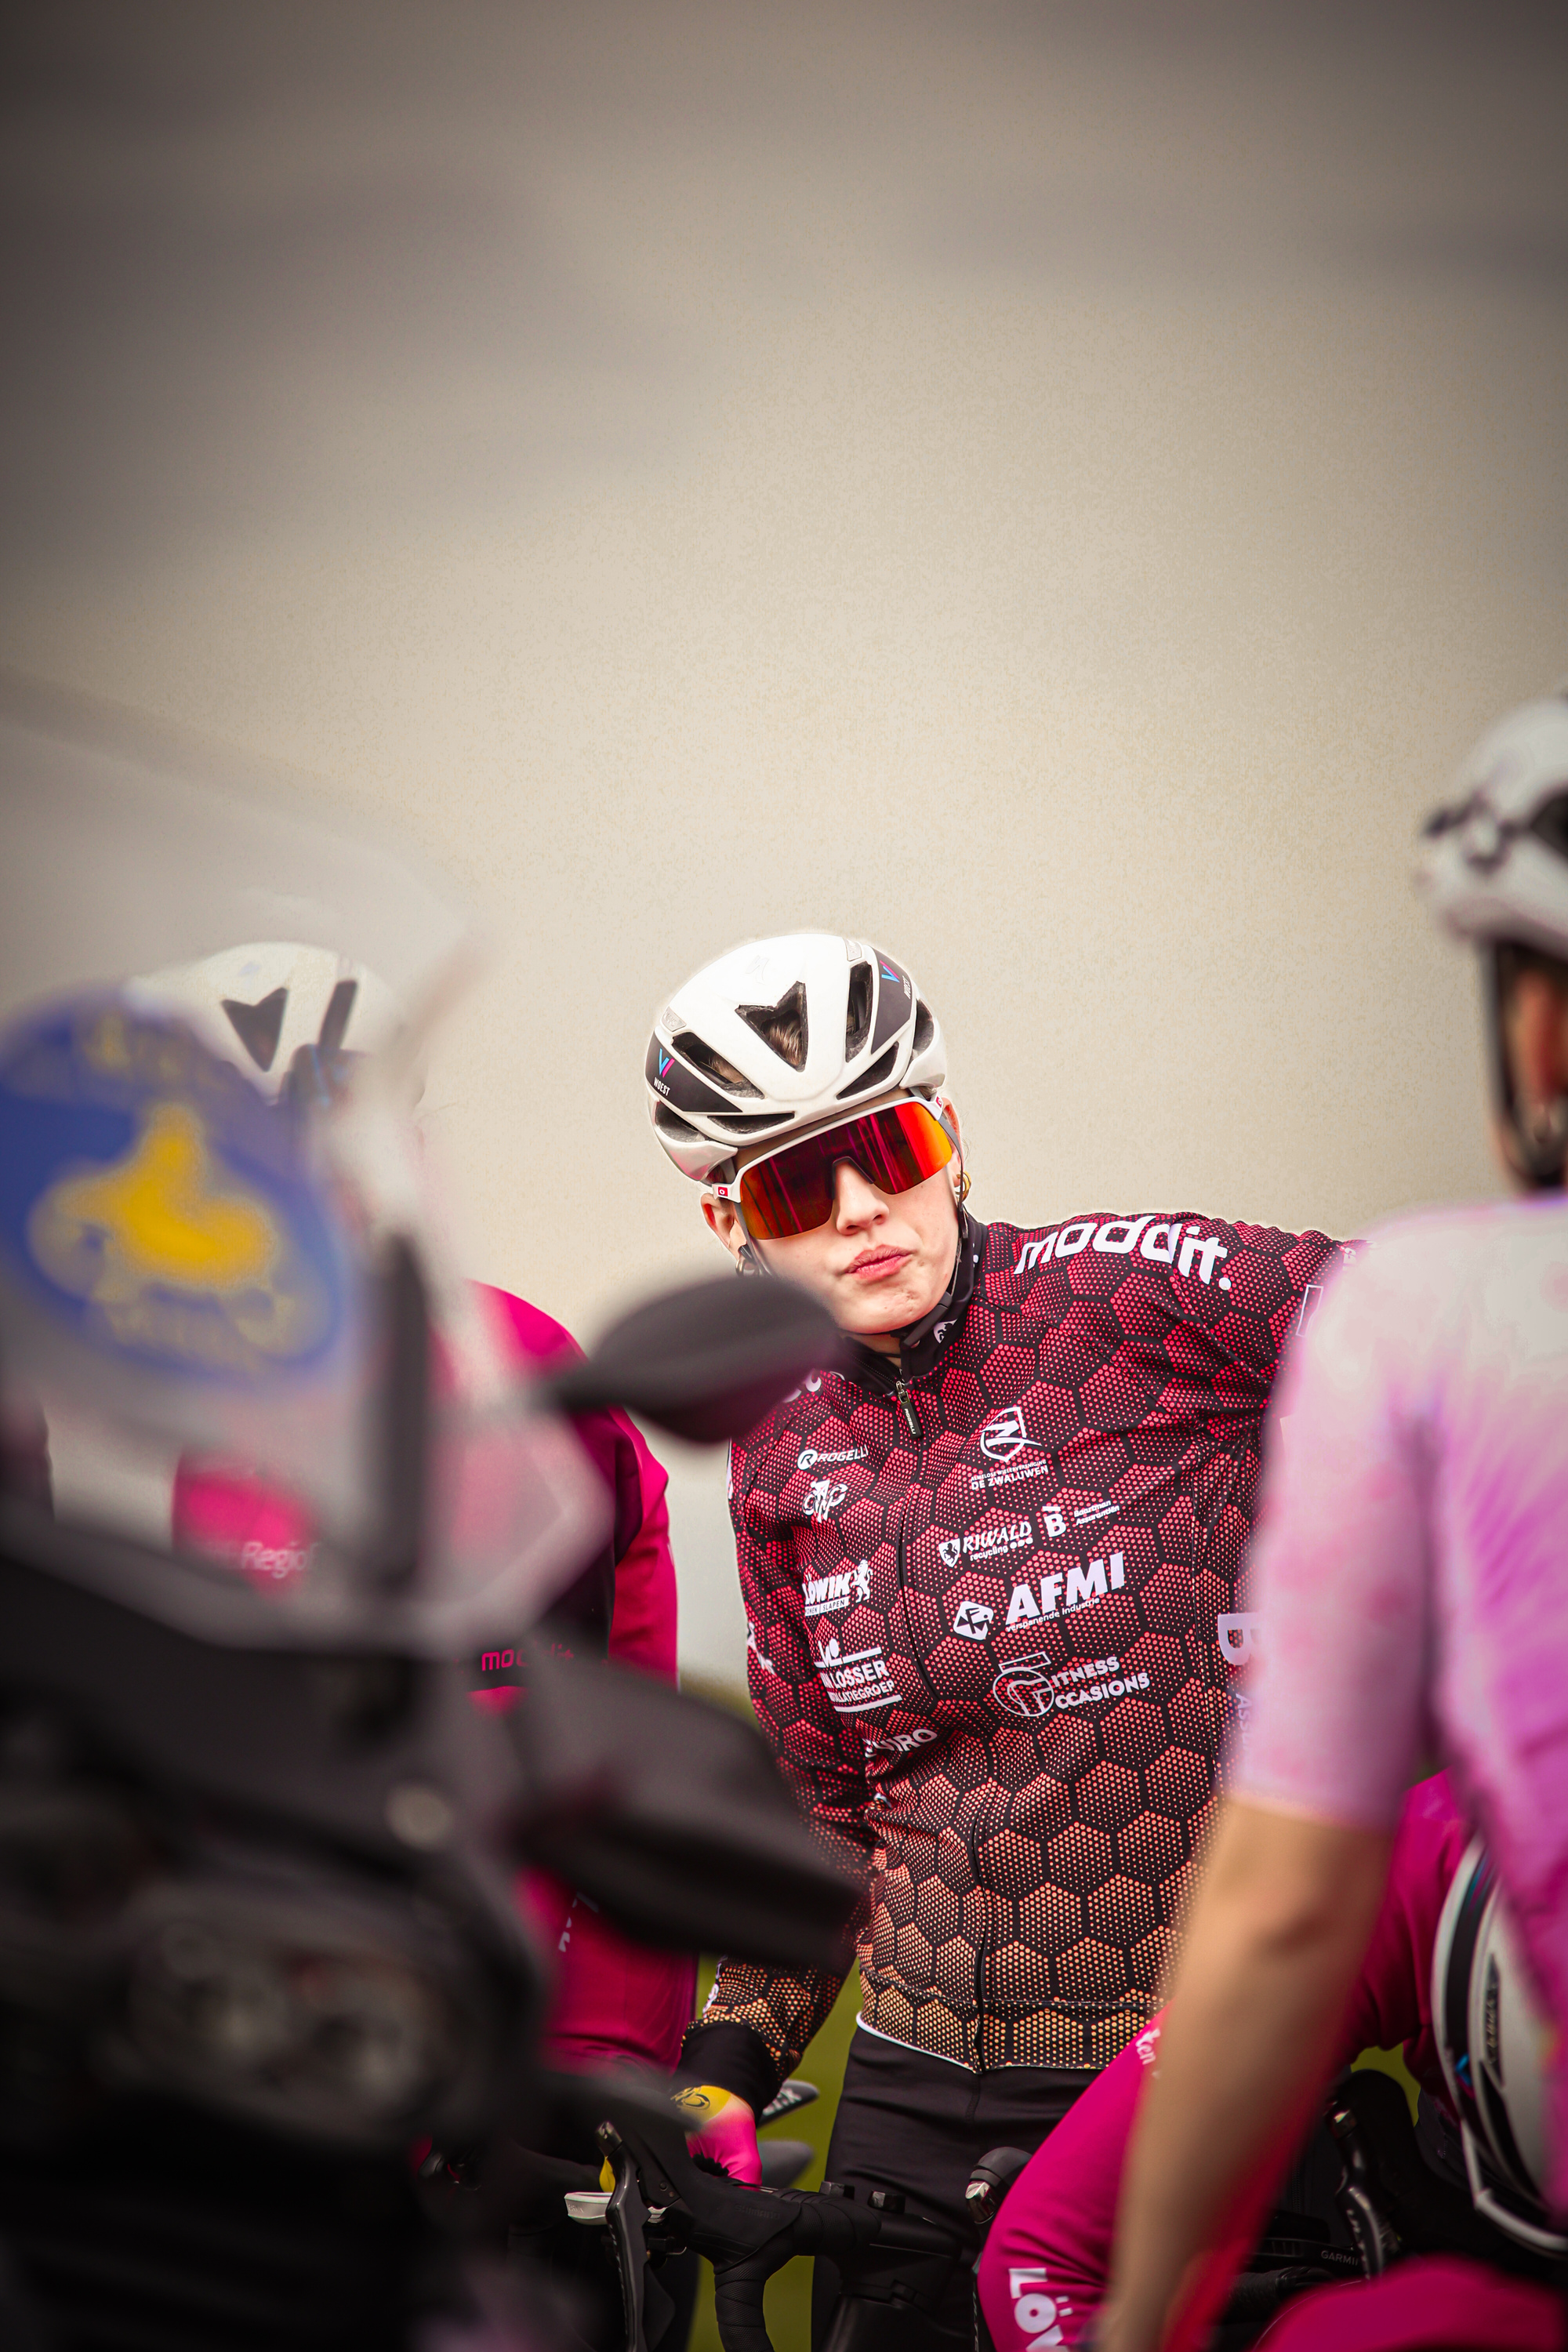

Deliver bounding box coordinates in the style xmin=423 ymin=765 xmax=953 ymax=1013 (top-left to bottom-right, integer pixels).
xmin=833 ymin=1163 xmax=886 ymax=1229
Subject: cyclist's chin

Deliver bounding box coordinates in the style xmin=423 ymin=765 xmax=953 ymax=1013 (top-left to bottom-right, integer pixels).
xmin=831 ymin=1260 xmax=946 ymax=1339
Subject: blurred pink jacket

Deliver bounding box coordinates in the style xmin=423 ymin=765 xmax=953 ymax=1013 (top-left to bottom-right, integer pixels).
xmin=172 ymin=1280 xmax=696 ymax=2078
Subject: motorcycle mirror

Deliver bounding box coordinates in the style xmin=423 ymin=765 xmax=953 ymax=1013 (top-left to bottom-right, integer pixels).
xmin=508 ymin=1644 xmax=856 ymax=1969
xmin=539 ymin=1277 xmax=844 ymax=1445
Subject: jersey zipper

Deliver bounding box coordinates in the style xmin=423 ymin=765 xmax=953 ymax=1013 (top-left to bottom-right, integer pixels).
xmin=889 ymin=1372 xmax=925 ymax=1600
xmin=893 ymin=1377 xmax=920 ymax=1443
xmin=887 ymin=1362 xmax=981 ymax=2060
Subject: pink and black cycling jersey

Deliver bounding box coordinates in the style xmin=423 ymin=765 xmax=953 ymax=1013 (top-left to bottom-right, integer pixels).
xmin=173 ymin=1280 xmax=695 ymax=2077
xmin=977 ymin=1774 xmax=1470 ymax=2350
xmin=1234 ymin=1200 xmax=1568 ymax=2206
xmin=684 ymin=1208 xmax=1341 ymax=2111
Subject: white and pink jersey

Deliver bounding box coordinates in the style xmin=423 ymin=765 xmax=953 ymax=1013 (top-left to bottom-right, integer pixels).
xmin=1236 ymin=1197 xmax=1568 ymax=2205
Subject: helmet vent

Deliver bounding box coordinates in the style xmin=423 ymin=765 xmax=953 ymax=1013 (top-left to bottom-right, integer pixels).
xmin=709 ymin=1111 xmax=792 ymax=1134
xmin=654 ymin=1104 xmax=702 ymax=1142
xmin=737 ymin=981 xmax=809 ymax=1071
xmin=844 ymin=962 xmax=873 ymax=1059
xmin=221 ymin=986 xmax=287 ymax=1073
xmin=670 ymin=1029 xmax=760 ymax=1098
xmin=911 ymin=998 xmax=935 ymax=1055
xmin=836 ymin=1041 xmax=898 ymax=1100
xmin=319 ymin=977 xmax=359 ymax=1054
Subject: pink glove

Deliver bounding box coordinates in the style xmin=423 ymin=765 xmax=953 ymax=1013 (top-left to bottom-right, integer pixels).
xmin=672 ymin=2085 xmax=761 ymax=2185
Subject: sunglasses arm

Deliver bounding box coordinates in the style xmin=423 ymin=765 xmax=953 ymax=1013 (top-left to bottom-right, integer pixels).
xmin=705 ymin=1177 xmax=773 ymax=1277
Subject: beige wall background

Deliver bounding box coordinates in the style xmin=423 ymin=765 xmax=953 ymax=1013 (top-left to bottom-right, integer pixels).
xmin=5 ymin=2 xmax=1566 ymax=1681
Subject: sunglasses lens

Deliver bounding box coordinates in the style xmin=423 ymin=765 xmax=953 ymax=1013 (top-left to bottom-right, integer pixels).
xmin=738 ymin=1101 xmax=954 ymax=1240
xmin=740 ymin=1149 xmax=835 ymax=1240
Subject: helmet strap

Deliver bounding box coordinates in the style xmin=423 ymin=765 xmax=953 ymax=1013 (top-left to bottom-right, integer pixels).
xmin=728 ymin=1200 xmax=771 ymax=1279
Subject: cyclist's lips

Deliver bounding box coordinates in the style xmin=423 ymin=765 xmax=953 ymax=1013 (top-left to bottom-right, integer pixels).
xmin=844 ymin=1247 xmax=912 ymax=1283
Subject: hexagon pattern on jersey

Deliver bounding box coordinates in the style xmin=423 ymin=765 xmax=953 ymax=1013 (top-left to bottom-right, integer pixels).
xmin=700 ymin=1212 xmax=1341 ymax=2083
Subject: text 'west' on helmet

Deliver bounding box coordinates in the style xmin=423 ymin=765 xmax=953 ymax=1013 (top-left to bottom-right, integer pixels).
xmin=645 ymin=934 xmax=946 ymax=1185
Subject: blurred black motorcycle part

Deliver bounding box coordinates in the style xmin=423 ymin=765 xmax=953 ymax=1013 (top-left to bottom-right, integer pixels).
xmin=507 ymin=1642 xmax=854 ymax=1971
xmin=515 ymin=1275 xmax=855 ymax=1965
xmin=0 ymin=1240 xmax=851 ymax=2350
xmin=0 ymin=687 xmax=855 ymax=2349
xmin=543 ymin=1276 xmax=840 ymax=1447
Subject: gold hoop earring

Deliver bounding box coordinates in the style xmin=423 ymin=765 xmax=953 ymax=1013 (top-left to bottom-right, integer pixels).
xmin=955 ymin=1170 xmax=971 ymax=1205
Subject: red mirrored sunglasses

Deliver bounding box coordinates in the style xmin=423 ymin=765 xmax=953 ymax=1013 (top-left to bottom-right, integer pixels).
xmin=710 ymin=1097 xmax=956 ymax=1241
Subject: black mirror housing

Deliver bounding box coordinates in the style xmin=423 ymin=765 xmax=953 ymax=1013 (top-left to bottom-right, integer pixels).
xmin=507 ymin=1644 xmax=856 ymax=1969
xmin=542 ymin=1277 xmax=844 ymax=1444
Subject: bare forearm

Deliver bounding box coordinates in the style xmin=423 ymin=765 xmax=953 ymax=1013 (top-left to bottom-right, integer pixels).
xmin=1098 ymin=1802 xmax=1389 ymax=2352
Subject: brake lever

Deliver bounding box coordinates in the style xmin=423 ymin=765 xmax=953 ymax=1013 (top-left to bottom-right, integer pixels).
xmin=600 ymin=2123 xmax=657 ymax=2352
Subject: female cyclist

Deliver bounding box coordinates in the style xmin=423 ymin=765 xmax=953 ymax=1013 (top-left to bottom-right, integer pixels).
xmin=1099 ymin=694 xmax=1568 ymax=2352
xmin=644 ymin=932 xmax=1340 ymax=2347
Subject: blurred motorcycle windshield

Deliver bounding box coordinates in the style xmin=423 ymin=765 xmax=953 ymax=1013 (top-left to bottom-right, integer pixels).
xmin=0 ymin=676 xmax=605 ymax=1654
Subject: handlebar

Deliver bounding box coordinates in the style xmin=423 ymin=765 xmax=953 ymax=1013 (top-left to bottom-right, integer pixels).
xmin=707 ymin=2184 xmax=964 ymax=2352
xmin=575 ymin=2086 xmax=980 ymax=2352
xmin=537 ymin=2063 xmax=1391 ymax=2352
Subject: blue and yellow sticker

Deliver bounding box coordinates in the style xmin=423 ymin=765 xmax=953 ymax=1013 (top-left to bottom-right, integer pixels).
xmin=0 ymin=997 xmax=347 ymax=1382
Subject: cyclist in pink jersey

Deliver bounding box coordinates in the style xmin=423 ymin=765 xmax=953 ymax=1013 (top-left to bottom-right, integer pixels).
xmin=1098 ymin=695 xmax=1568 ymax=2352
xmin=978 ymin=1773 xmax=1562 ymax=2350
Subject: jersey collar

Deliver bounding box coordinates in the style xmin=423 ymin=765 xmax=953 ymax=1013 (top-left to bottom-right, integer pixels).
xmin=842 ymin=1213 xmax=987 ymax=1392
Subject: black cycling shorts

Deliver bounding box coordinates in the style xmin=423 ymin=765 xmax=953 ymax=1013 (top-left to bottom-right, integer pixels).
xmin=811 ymin=2026 xmax=1093 ymax=2351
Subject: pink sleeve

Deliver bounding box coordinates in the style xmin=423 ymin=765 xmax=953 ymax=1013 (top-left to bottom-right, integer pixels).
xmin=521 ymin=1867 xmax=697 ymax=2075
xmin=1235 ymin=1244 xmax=1432 ymax=1833
xmin=477 ymin=1284 xmax=691 ymax=2060
xmin=543 ymin=1422 xmax=691 ymax=2064
xmin=978 ymin=2026 xmax=1158 ymax=2350
xmin=607 ymin=1415 xmax=679 ymax=1684
xmin=474 ymin=1282 xmax=579 ymax=1370
xmin=476 ymin=1281 xmax=680 ymax=1682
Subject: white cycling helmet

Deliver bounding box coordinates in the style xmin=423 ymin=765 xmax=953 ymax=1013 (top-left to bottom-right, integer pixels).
xmin=645 ymin=933 xmax=946 ymax=1185
xmin=128 ymin=942 xmax=401 ymax=1112
xmin=1417 ymin=693 xmax=1568 ymax=1185
xmin=1432 ymin=1838 xmax=1565 ymax=2258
